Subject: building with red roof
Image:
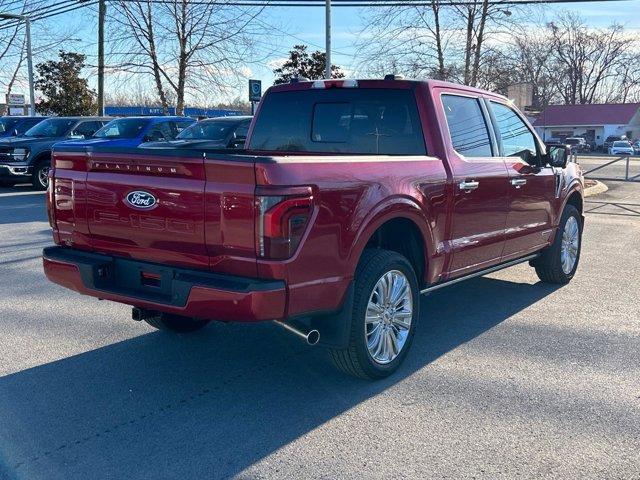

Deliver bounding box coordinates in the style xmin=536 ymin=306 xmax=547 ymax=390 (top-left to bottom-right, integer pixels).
xmin=533 ymin=103 xmax=640 ymax=148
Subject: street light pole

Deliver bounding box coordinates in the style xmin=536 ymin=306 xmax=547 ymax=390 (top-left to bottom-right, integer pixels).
xmin=0 ymin=12 xmax=35 ymax=115
xmin=25 ymin=17 xmax=35 ymax=116
xmin=325 ymin=0 xmax=331 ymax=79
xmin=97 ymin=0 xmax=106 ymax=116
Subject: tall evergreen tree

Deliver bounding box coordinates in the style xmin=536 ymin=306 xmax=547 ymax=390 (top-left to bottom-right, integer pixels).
xmin=35 ymin=51 xmax=96 ymax=115
xmin=273 ymin=45 xmax=345 ymax=85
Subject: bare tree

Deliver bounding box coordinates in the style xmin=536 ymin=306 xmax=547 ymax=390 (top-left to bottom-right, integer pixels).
xmin=355 ymin=2 xmax=457 ymax=80
xmin=489 ymin=24 xmax=560 ymax=109
xmin=356 ymin=0 xmax=516 ymax=87
xmin=109 ymin=0 xmax=273 ymax=115
xmin=605 ymin=58 xmax=640 ymax=103
xmin=547 ymin=13 xmax=637 ymax=104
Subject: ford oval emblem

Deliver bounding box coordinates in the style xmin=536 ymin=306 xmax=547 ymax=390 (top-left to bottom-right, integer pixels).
xmin=125 ymin=190 xmax=157 ymax=209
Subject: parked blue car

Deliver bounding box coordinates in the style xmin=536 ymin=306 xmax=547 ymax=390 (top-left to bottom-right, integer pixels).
xmin=0 ymin=116 xmax=48 ymax=138
xmin=140 ymin=116 xmax=252 ymax=150
xmin=59 ymin=116 xmax=196 ymax=149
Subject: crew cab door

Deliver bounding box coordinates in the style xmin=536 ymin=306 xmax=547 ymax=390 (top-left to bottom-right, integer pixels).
xmin=439 ymin=93 xmax=509 ymax=277
xmin=487 ymin=100 xmax=556 ymax=259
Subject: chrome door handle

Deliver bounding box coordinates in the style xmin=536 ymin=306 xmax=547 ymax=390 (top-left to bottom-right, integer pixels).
xmin=510 ymin=178 xmax=527 ymax=188
xmin=459 ymin=180 xmax=480 ymax=192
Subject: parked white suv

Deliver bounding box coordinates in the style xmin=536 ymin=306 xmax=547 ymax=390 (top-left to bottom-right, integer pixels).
xmin=608 ymin=141 xmax=634 ymax=156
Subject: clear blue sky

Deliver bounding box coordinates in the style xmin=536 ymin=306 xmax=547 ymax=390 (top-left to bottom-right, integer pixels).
xmin=5 ymin=0 xmax=640 ymax=103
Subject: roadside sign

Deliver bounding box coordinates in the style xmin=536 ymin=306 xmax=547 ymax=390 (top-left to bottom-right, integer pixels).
xmin=8 ymin=107 xmax=24 ymax=116
xmin=7 ymin=93 xmax=25 ymax=106
xmin=249 ymin=80 xmax=262 ymax=102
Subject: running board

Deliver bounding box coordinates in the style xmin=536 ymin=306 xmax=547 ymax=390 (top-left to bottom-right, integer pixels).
xmin=420 ymin=254 xmax=539 ymax=295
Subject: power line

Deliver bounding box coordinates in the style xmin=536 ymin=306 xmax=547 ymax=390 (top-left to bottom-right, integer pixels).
xmin=0 ymin=1 xmax=95 ymax=30
xmin=0 ymin=0 xmax=630 ymax=30
xmin=0 ymin=0 xmax=84 ymax=28
xmin=0 ymin=0 xmax=77 ymax=23
xmin=114 ymin=0 xmax=631 ymax=4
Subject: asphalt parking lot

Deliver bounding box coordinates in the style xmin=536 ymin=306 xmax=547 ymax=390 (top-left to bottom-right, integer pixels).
xmin=0 ymin=180 xmax=638 ymax=480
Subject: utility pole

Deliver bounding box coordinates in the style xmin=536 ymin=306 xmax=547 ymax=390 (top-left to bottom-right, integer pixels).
xmin=325 ymin=0 xmax=331 ymax=79
xmin=0 ymin=13 xmax=35 ymax=115
xmin=97 ymin=0 xmax=106 ymax=115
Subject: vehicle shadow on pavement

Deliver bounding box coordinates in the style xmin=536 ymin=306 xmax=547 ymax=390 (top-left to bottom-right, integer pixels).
xmin=0 ymin=277 xmax=560 ymax=479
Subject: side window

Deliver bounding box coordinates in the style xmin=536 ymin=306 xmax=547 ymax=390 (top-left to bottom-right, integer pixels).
xmin=490 ymin=102 xmax=538 ymax=164
xmin=165 ymin=122 xmax=179 ymax=139
xmin=235 ymin=121 xmax=250 ymax=139
xmin=176 ymin=120 xmax=193 ymax=133
xmin=160 ymin=122 xmax=175 ymax=139
xmin=73 ymin=121 xmax=101 ymax=137
xmin=146 ymin=124 xmax=168 ymax=141
xmin=441 ymin=94 xmax=492 ymax=158
xmin=16 ymin=118 xmax=43 ymax=135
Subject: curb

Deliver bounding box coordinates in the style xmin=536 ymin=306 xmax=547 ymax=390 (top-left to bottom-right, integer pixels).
xmin=584 ymin=180 xmax=608 ymax=198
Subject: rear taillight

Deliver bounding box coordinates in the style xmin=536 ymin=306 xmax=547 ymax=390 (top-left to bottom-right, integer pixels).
xmin=255 ymin=186 xmax=314 ymax=260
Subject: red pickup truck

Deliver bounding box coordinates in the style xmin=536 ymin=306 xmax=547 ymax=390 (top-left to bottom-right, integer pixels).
xmin=43 ymin=77 xmax=584 ymax=379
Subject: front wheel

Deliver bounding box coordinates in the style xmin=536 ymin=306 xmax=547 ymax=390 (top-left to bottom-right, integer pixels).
xmin=32 ymin=159 xmax=50 ymax=191
xmin=329 ymin=249 xmax=420 ymax=380
xmin=533 ymin=204 xmax=582 ymax=284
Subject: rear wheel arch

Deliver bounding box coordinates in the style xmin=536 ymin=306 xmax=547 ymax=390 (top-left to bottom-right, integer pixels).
xmin=348 ymin=203 xmax=433 ymax=287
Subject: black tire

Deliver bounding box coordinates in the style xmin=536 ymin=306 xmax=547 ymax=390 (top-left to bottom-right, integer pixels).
xmin=32 ymin=158 xmax=51 ymax=191
xmin=533 ymin=204 xmax=582 ymax=284
xmin=329 ymin=249 xmax=420 ymax=380
xmin=144 ymin=313 xmax=210 ymax=333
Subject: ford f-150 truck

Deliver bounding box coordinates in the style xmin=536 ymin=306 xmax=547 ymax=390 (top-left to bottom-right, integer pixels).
xmin=43 ymin=77 xmax=584 ymax=379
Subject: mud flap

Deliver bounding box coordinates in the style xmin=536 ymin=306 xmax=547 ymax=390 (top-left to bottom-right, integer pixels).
xmin=290 ymin=282 xmax=354 ymax=350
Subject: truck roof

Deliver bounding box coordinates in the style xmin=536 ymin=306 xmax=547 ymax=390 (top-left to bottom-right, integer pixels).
xmin=268 ymin=78 xmax=508 ymax=101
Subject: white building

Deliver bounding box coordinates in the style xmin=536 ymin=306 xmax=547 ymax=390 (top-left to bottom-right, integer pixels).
xmin=533 ymin=103 xmax=640 ymax=147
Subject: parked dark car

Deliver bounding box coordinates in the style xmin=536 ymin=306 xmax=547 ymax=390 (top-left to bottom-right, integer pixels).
xmin=565 ymin=137 xmax=589 ymax=153
xmin=60 ymin=116 xmax=196 ymax=150
xmin=0 ymin=116 xmax=110 ymax=189
xmin=0 ymin=116 xmax=48 ymax=138
xmin=139 ymin=116 xmax=252 ymax=150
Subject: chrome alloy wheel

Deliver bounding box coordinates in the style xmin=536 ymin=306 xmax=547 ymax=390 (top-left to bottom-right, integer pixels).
xmin=38 ymin=166 xmax=50 ymax=188
xmin=365 ymin=270 xmax=413 ymax=364
xmin=561 ymin=216 xmax=580 ymax=274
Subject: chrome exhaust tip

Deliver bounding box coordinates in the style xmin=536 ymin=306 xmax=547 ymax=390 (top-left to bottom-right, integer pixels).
xmin=306 ymin=329 xmax=320 ymax=346
xmin=273 ymin=320 xmax=320 ymax=345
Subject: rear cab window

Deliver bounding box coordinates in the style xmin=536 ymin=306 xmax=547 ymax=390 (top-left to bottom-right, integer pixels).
xmin=249 ymin=88 xmax=426 ymax=155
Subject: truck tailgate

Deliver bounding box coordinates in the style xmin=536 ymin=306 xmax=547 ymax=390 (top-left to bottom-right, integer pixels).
xmin=51 ymin=147 xmax=258 ymax=276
